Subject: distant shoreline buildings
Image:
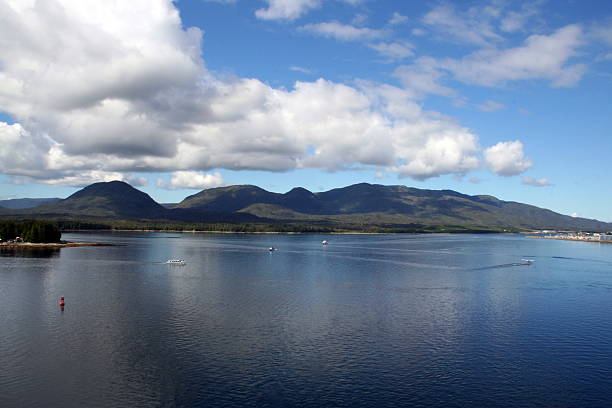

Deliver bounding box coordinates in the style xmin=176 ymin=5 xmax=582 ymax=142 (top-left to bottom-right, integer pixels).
xmin=534 ymin=231 xmax=612 ymax=243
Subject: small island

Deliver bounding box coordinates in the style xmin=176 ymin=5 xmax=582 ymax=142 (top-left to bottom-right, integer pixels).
xmin=0 ymin=220 xmax=113 ymax=248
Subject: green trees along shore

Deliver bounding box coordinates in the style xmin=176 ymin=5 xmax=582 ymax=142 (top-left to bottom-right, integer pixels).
xmin=0 ymin=221 xmax=61 ymax=243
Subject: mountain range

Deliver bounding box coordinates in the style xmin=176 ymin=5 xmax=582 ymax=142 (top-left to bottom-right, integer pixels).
xmin=1 ymin=180 xmax=610 ymax=232
xmin=0 ymin=198 xmax=61 ymax=210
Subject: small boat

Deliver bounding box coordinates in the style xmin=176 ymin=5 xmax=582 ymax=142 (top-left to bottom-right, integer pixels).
xmin=268 ymin=247 xmax=277 ymax=252
xmin=321 ymin=240 xmax=328 ymax=245
xmin=521 ymin=259 xmax=534 ymax=265
xmin=166 ymin=259 xmax=186 ymax=265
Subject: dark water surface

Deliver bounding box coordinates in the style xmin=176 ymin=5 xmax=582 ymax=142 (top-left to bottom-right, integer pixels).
xmin=1 ymin=233 xmax=612 ymax=407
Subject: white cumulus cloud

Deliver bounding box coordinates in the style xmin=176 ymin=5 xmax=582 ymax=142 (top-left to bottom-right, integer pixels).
xmin=0 ymin=122 xmax=52 ymax=178
xmin=484 ymin=141 xmax=532 ymax=176
xmin=0 ymin=0 xmax=507 ymax=186
xmin=9 ymin=170 xmax=148 ymax=188
xmin=158 ymin=171 xmax=226 ymax=190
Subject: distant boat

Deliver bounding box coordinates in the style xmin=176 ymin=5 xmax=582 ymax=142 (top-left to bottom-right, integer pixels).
xmin=268 ymin=247 xmax=277 ymax=252
xmin=521 ymin=259 xmax=534 ymax=265
xmin=166 ymin=259 xmax=186 ymax=265
xmin=322 ymin=240 xmax=328 ymax=245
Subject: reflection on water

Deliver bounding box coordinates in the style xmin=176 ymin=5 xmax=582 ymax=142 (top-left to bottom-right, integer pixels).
xmin=1 ymin=232 xmax=612 ymax=407
xmin=0 ymin=247 xmax=60 ymax=258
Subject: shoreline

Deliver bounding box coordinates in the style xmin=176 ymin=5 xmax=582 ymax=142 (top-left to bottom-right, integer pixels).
xmin=0 ymin=242 xmax=116 ymax=248
xmin=62 ymin=229 xmax=503 ymax=235
xmin=528 ymin=236 xmax=612 ymax=244
xmin=62 ymin=229 xmax=404 ymax=235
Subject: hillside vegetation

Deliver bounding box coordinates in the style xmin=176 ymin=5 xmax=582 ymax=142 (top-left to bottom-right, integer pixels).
xmin=0 ymin=220 xmax=61 ymax=243
xmin=1 ymin=181 xmax=610 ymax=233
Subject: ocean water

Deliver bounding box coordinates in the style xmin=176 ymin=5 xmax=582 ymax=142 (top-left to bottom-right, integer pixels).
xmin=1 ymin=232 xmax=611 ymax=407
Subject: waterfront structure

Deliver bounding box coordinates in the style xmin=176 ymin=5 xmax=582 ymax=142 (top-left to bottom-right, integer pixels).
xmin=542 ymin=232 xmax=612 ymax=243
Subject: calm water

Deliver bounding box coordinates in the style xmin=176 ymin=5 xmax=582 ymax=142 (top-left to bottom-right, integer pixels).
xmin=1 ymin=232 xmax=612 ymax=407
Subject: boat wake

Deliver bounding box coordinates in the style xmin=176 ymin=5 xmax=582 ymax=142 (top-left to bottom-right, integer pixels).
xmin=472 ymin=260 xmax=533 ymax=271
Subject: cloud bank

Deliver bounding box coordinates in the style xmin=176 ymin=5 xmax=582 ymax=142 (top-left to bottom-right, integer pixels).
xmin=0 ymin=0 xmax=531 ymax=187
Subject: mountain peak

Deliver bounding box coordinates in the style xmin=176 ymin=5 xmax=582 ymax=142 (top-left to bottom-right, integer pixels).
xmin=40 ymin=180 xmax=165 ymax=219
xmin=286 ymin=187 xmax=314 ymax=196
xmin=9 ymin=180 xmax=612 ymax=231
xmin=68 ymin=180 xmax=137 ymax=199
xmin=176 ymin=184 xmax=277 ymax=212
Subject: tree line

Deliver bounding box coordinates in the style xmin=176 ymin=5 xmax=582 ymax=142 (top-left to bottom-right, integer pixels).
xmin=0 ymin=217 xmax=510 ymax=236
xmin=0 ymin=220 xmax=62 ymax=243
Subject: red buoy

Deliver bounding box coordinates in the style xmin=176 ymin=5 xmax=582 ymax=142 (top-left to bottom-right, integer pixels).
xmin=59 ymin=296 xmax=65 ymax=307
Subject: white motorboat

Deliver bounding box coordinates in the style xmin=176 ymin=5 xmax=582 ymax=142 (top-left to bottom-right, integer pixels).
xmin=166 ymin=259 xmax=186 ymax=265
xmin=521 ymin=259 xmax=534 ymax=265
xmin=322 ymin=240 xmax=328 ymax=245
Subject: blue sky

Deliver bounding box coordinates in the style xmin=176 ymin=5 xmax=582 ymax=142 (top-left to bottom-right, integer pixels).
xmin=1 ymin=0 xmax=611 ymax=220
